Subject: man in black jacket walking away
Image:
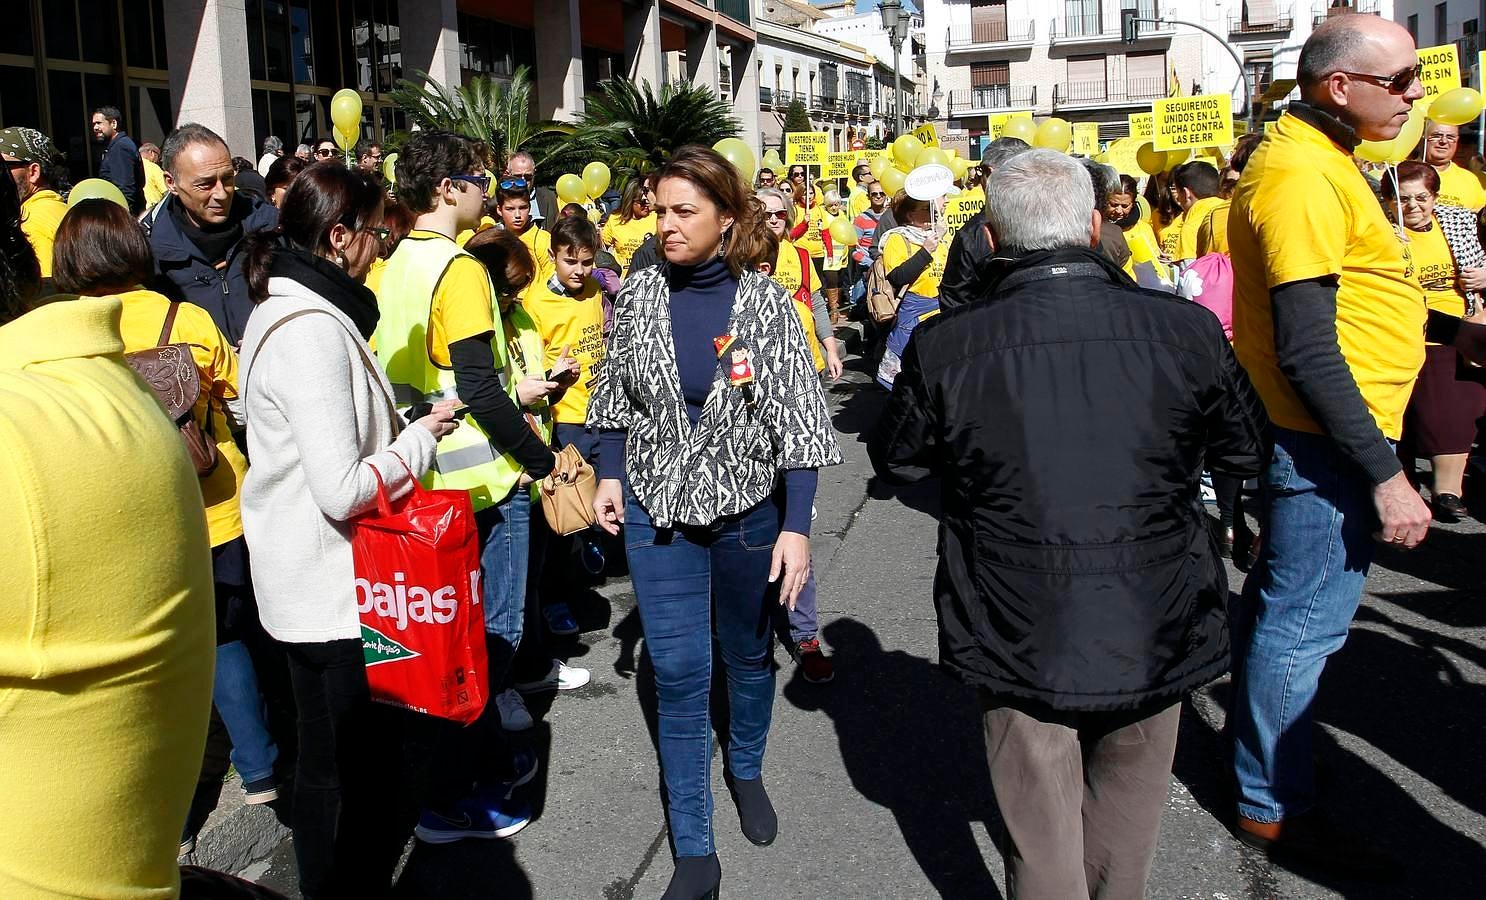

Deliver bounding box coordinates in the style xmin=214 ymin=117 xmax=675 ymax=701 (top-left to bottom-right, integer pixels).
xmin=868 ymin=149 xmax=1267 ymax=899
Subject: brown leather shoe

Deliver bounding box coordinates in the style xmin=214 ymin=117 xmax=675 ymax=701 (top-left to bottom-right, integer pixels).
xmin=1234 ymin=811 xmax=1400 ymax=880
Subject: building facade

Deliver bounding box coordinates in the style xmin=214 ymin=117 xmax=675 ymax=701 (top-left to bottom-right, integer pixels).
xmin=0 ymin=0 xmax=759 ymax=186
xmin=914 ymin=0 xmax=1402 ymax=158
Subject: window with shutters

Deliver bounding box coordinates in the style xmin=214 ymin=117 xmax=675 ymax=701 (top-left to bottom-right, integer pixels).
xmin=1244 ymin=0 xmax=1277 ymax=26
xmin=971 ymin=61 xmax=1010 ymax=108
xmin=970 ymin=0 xmax=1008 ymax=43
xmin=1126 ymin=51 xmax=1165 ymax=101
xmin=1064 ymin=0 xmax=1100 ymax=37
xmin=1244 ymin=49 xmax=1274 ymax=101
xmin=1066 ymin=55 xmax=1105 ymax=102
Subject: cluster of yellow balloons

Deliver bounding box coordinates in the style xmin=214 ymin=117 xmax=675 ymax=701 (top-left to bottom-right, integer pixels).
xmin=874 ymin=135 xmax=974 ymax=193
xmin=330 ymin=89 xmax=362 ymax=153
xmin=713 ymin=137 xmax=757 ymax=182
xmin=555 ymin=162 xmax=613 ymax=205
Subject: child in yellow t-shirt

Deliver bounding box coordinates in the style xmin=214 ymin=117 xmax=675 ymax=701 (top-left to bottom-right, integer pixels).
xmin=494 ymin=183 xmax=553 ymax=281
xmin=521 ymin=215 xmax=606 ymax=448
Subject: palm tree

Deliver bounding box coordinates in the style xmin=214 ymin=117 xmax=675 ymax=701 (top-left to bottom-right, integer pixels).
xmin=386 ymin=66 xmax=571 ymax=170
xmin=569 ymin=79 xmax=741 ymax=188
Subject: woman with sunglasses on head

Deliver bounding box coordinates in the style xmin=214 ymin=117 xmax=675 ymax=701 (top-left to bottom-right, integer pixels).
xmin=237 ymin=161 xmax=462 ymax=899
xmin=602 ymin=178 xmax=658 ymax=278
xmin=1381 ymin=160 xmax=1486 ymax=522
xmin=590 ymin=146 xmax=841 ymax=899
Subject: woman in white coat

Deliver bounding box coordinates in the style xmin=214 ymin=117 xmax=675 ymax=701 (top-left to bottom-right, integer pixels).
xmin=237 ymin=162 xmax=459 ymax=900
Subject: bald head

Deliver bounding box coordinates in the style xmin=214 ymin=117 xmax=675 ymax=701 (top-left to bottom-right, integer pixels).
xmin=1297 ymin=15 xmax=1423 ymax=142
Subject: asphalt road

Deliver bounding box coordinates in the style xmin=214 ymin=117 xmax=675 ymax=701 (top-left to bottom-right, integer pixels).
xmin=246 ymin=350 xmax=1486 ymax=899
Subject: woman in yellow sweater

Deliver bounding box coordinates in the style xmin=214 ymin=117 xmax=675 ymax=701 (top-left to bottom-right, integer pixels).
xmin=601 ymin=178 xmax=657 ymax=277
xmin=0 ymin=183 xmax=214 ymax=897
xmin=51 ymin=200 xmax=283 ymax=822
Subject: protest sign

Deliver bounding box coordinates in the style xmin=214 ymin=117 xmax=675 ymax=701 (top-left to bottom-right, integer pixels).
xmin=823 ymin=152 xmax=857 ymax=180
xmin=1129 ymin=112 xmax=1154 ymax=141
xmin=1073 ymin=123 xmax=1100 ymax=156
xmin=1416 ymin=44 xmax=1461 ymax=112
xmin=943 ymin=193 xmax=985 ymax=239
xmin=1152 ymin=94 xmax=1233 ymax=151
xmin=989 ymin=110 xmax=1033 ymax=139
xmin=786 ymin=132 xmax=830 ymax=166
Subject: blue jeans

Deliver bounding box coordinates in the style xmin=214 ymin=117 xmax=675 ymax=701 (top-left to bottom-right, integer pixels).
xmin=477 ymin=490 xmax=530 ymax=688
xmin=1230 ymin=427 xmax=1377 ymax=823
xmin=214 ymin=640 xmax=278 ymax=784
xmin=625 ymin=493 xmax=781 ymax=858
xmin=784 ymin=572 xmax=819 ymax=644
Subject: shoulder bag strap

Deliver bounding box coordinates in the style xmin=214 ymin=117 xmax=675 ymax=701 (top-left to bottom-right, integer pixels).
xmin=245 ymin=309 xmax=402 ymax=436
xmin=158 ymin=301 xmax=181 ymax=347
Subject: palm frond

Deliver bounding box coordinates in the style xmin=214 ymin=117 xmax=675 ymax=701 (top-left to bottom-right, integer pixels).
xmin=569 ymin=79 xmax=740 ymax=188
xmin=388 ymin=67 xmax=572 ymax=176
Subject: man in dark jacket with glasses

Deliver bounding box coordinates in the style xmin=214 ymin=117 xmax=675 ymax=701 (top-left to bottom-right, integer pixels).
xmin=870 ymin=149 xmax=1266 ymax=900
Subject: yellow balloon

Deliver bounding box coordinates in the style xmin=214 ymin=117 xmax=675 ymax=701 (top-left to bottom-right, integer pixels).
xmin=915 ymin=147 xmax=952 ymax=169
xmin=334 ymin=124 xmax=356 ymax=152
xmin=1385 ymin=104 xmax=1427 ymax=163
xmin=1136 ymin=142 xmax=1168 ymax=175
xmin=1428 ymin=87 xmax=1483 ymax=126
xmin=829 ymin=216 xmax=855 ymax=246
xmin=712 ymin=138 xmax=757 ymax=182
xmin=382 ymin=152 xmax=398 ymax=185
xmin=951 ymin=157 xmax=973 ymax=180
xmin=1137 ymin=195 xmax=1151 ymax=223
xmin=1163 ymin=147 xmax=1192 ymax=171
xmin=582 ymin=161 xmax=612 ymax=199
xmin=1355 ymin=139 xmax=1394 ymax=163
xmin=762 ymin=149 xmax=784 ymax=172
xmin=556 ymin=173 xmax=586 ymax=205
xmin=869 ymin=154 xmax=893 ymax=180
xmin=330 ymin=89 xmax=363 ymax=136
xmin=1001 ymin=117 xmax=1038 ymax=144
xmin=1033 ymin=118 xmax=1073 ymax=153
xmin=67 ymin=177 xmax=128 ymax=210
xmin=892 ymin=134 xmax=924 ymax=168
xmin=879 ymin=166 xmax=907 ymax=195
xmin=483 ymin=168 xmax=498 ymax=199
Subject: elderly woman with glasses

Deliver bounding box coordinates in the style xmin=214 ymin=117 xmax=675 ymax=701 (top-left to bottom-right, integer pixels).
xmin=1381 ymin=160 xmax=1486 ymax=522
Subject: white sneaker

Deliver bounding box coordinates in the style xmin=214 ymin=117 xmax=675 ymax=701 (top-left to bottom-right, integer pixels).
xmin=515 ymin=660 xmax=592 ymax=694
xmin=495 ymin=688 xmax=534 ymax=731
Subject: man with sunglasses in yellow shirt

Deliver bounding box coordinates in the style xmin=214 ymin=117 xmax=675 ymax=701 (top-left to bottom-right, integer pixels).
xmin=1227 ymin=15 xmax=1432 ymax=875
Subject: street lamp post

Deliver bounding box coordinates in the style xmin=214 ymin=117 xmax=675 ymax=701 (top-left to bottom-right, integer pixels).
xmin=879 ymin=0 xmax=910 ymax=137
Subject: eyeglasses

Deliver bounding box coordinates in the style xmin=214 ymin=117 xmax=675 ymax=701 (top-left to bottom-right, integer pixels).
xmin=498 ymin=177 xmax=529 ymax=190
xmin=868 ymin=191 xmax=887 ymax=198
xmin=764 ymin=210 xmax=789 ymax=220
xmin=1336 ymin=64 xmax=1423 ymax=94
xmin=1427 ymin=133 xmax=1459 ymax=144
xmin=368 ymin=226 xmax=392 ymax=242
xmin=1397 ymin=192 xmax=1434 ymax=205
xmin=451 ymin=173 xmax=492 ymax=194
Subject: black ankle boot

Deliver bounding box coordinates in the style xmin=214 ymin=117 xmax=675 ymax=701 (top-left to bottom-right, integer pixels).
xmin=660 ymin=853 xmax=720 ymax=900
xmin=726 ymin=774 xmax=777 ymax=846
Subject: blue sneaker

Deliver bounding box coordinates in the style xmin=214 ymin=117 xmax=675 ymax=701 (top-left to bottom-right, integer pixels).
xmin=414 ymin=792 xmax=532 ymax=844
xmin=579 ymin=534 xmax=606 ymax=575
xmin=543 ymin=602 xmax=580 ymax=636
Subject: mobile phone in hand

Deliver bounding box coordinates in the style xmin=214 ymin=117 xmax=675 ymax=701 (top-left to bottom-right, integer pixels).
xmin=452 ymin=406 xmax=473 ymax=420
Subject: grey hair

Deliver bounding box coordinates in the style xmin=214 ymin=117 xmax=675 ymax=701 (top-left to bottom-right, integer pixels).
xmin=295 ymin=143 xmax=312 ymax=157
xmin=980 ymin=136 xmax=1031 ymax=171
xmin=507 ymin=150 xmax=535 ymax=167
xmin=1077 ymin=157 xmax=1120 ymax=215
xmin=985 ymin=149 xmax=1094 ymax=256
xmin=161 ymin=123 xmax=229 ymax=176
xmin=262 ymin=135 xmax=284 ymax=155
xmin=755 ymin=187 xmax=793 ymax=226
xmin=823 ymin=189 xmax=844 ymax=206
xmin=1297 ymin=17 xmax=1369 ymax=86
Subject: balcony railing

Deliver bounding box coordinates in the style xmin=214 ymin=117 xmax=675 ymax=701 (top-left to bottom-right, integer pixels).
xmin=947 ymin=84 xmax=1038 ymax=114
xmin=715 ymin=0 xmax=751 ymax=27
xmin=1312 ymin=1 xmax=1381 ymax=27
xmin=946 ymin=20 xmax=1035 ymax=49
xmin=1229 ymin=11 xmax=1294 ymax=36
xmin=1053 ymin=1 xmax=1166 ymax=42
xmin=1053 ymin=76 xmax=1167 ymax=109
xmin=1458 ymin=31 xmax=1485 ymax=69
xmin=1057 ymin=11 xmax=1104 ymax=39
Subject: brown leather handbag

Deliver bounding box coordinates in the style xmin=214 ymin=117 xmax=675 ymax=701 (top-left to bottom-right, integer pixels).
xmin=539 ymin=443 xmax=598 ymax=536
xmin=125 ymin=302 xmax=220 ymax=477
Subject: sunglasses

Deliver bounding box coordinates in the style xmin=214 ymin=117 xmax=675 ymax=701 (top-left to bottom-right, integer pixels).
xmin=1337 ymin=64 xmax=1422 ymax=94
xmin=764 ymin=210 xmax=789 ymax=220
xmin=868 ymin=191 xmax=887 ymax=198
xmin=314 ymin=147 xmax=337 ymax=157
xmin=451 ymin=173 xmax=492 ymax=193
xmin=499 ymin=176 xmax=530 ymax=190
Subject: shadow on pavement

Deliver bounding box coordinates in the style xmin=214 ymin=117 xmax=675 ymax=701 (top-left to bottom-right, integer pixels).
xmin=784 ymin=617 xmax=1006 ymax=899
xmin=1171 ymin=588 xmax=1486 ymax=897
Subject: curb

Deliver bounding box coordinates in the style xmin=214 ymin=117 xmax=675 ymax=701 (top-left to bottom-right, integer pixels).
xmin=180 ymin=774 xmax=290 ymax=875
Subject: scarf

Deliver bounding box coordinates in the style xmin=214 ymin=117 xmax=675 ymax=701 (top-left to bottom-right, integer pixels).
xmin=888 ymin=224 xmax=937 ymax=247
xmin=168 ymin=194 xmax=247 ymax=264
xmin=266 ymin=239 xmax=380 ymax=340
xmin=1112 ymin=204 xmax=1142 ymax=230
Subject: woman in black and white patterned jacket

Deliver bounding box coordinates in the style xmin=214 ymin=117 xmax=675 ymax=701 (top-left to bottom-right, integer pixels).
xmin=588 ymin=146 xmax=841 ymax=900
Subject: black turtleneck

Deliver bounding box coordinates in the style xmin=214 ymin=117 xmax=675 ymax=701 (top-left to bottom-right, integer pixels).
xmin=667 ymin=256 xmax=738 ymax=422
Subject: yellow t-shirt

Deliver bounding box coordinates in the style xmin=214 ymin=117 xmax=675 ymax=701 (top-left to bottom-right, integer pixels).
xmin=602 ymin=212 xmax=657 ymax=277
xmin=1195 ymin=198 xmax=1232 ymax=257
xmin=1178 ymin=196 xmax=1227 ymax=261
xmin=0 ymin=297 xmax=214 ymax=900
xmin=1230 ymin=111 xmax=1426 ymax=440
xmin=20 ymin=189 xmax=68 ymax=278
xmin=1158 ymin=210 xmax=1186 ymax=259
xmin=883 ymin=231 xmax=950 ymax=298
xmin=114 ymin=289 xmax=248 ymax=548
xmin=516 ymin=224 xmax=554 ymax=281
xmin=407 ymin=229 xmax=498 ymax=368
xmin=521 ymin=275 xmax=607 ymax=425
xmin=1434 ymin=162 xmax=1486 ymax=211
xmin=143 ymin=158 xmax=168 ymax=209
xmin=848 ymin=185 xmax=870 ymax=218
xmin=772 ymin=238 xmax=811 ymax=299
xmin=796 ymin=202 xmax=826 ymax=258
xmin=455 ymin=215 xmax=497 ymax=247
xmin=1408 ymin=221 xmax=1465 ymax=318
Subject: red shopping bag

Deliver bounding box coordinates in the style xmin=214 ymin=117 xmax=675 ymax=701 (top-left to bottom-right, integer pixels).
xmin=351 ymin=457 xmax=488 ymax=725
